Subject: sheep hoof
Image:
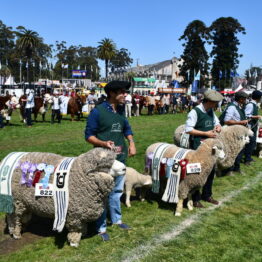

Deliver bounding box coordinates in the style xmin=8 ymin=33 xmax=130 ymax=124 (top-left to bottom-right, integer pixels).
xmin=141 ymin=198 xmax=145 ymax=202
xmin=126 ymin=203 xmax=131 ymax=208
xmin=175 ymin=212 xmax=181 ymax=217
xmin=70 ymin=242 xmax=79 ymax=248
xmin=187 ymin=200 xmax=194 ymax=211
xmin=13 ymin=234 xmax=21 ymax=239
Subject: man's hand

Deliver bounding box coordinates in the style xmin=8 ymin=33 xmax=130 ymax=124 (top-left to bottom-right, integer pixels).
xmin=128 ymin=142 xmax=136 ymax=157
xmin=205 ymin=130 xmax=217 ymax=138
xmin=240 ymin=120 xmax=249 ymax=125
xmin=214 ymin=125 xmax=221 ymax=133
xmin=103 ymin=140 xmax=115 ymax=149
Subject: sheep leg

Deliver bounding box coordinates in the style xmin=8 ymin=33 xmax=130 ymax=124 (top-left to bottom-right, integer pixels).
xmin=6 ymin=213 xmax=16 ymax=235
xmin=175 ymin=199 xmax=184 ymax=216
xmin=187 ymin=194 xmax=194 ymax=211
xmin=125 ymin=183 xmax=132 ymax=207
xmin=67 ymin=232 xmax=82 ymax=247
xmin=13 ymin=216 xmax=23 ymax=239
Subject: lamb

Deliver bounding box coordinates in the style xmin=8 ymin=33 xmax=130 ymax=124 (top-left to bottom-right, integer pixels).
xmin=124 ymin=167 xmax=152 ymax=208
xmin=146 ymin=138 xmax=225 ymax=216
xmin=173 ymin=124 xmax=253 ymax=173
xmin=2 ymin=148 xmax=126 ymax=247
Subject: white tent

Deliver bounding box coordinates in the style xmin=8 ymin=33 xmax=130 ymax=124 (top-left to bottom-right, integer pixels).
xmin=4 ymin=75 xmax=17 ymax=85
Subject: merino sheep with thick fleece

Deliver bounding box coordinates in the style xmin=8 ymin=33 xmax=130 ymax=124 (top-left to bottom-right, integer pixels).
xmin=146 ymin=138 xmax=225 ymax=216
xmin=4 ymin=148 xmax=126 ymax=247
xmin=173 ymin=124 xmax=253 ymax=172
xmin=125 ymin=167 xmax=152 ymax=207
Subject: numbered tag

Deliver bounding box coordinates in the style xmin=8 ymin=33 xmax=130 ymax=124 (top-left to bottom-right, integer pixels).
xmin=35 ymin=183 xmax=54 ymax=197
xmin=186 ymin=163 xmax=201 ymax=174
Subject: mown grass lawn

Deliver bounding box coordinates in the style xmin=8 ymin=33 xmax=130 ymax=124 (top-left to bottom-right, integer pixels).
xmin=0 ymin=110 xmax=261 ymax=262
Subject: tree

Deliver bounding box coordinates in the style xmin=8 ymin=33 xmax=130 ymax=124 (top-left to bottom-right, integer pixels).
xmin=97 ymin=38 xmax=116 ymax=79
xmin=209 ymin=17 xmax=246 ymax=90
xmin=16 ymin=26 xmax=42 ymax=82
xmin=179 ymin=20 xmax=210 ymax=87
xmin=109 ymin=48 xmax=133 ymax=73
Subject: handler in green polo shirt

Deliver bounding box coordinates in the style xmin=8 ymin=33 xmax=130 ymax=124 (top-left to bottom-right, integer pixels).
xmin=85 ymin=81 xmax=136 ymax=241
xmin=185 ymin=89 xmax=223 ymax=208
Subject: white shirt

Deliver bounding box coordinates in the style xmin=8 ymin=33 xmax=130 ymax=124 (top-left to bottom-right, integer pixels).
xmin=125 ymin=94 xmax=132 ymax=103
xmin=245 ymin=99 xmax=257 ymax=118
xmin=185 ymin=103 xmax=220 ymax=132
xmin=224 ymin=101 xmax=243 ymax=122
xmin=25 ymin=93 xmax=34 ymax=109
xmin=52 ymin=96 xmax=60 ymax=110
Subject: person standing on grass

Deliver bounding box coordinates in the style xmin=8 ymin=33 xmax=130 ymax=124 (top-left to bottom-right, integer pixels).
xmin=87 ymin=89 xmax=98 ymax=113
xmin=51 ymin=90 xmax=61 ymax=124
xmin=85 ymin=80 xmax=136 ymax=241
xmin=22 ymin=89 xmax=35 ymax=127
xmin=244 ymin=90 xmax=262 ymax=165
xmin=185 ymin=90 xmax=223 ymax=208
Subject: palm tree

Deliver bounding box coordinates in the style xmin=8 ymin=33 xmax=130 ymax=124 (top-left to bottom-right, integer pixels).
xmin=0 ymin=65 xmax=11 ymax=85
xmin=16 ymin=27 xmax=42 ymax=82
xmin=97 ymin=38 xmax=116 ymax=79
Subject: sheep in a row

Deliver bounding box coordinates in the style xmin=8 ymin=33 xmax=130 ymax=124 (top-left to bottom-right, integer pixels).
xmin=146 ymin=138 xmax=225 ymax=216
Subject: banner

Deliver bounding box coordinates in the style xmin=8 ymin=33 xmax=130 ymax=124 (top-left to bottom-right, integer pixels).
xmin=72 ymin=70 xmax=87 ymax=77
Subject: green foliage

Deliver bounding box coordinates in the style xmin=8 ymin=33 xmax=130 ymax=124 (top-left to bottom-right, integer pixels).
xmin=209 ymin=17 xmax=246 ymax=89
xmin=179 ymin=20 xmax=210 ymax=87
xmin=97 ymin=38 xmax=116 ymax=78
xmin=109 ymin=48 xmax=133 ymax=73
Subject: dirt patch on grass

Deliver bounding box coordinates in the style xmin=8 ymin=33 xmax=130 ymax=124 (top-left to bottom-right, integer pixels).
xmin=0 ymin=216 xmax=57 ymax=256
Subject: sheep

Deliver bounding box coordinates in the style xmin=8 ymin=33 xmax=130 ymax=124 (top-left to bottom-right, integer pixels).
xmin=124 ymin=167 xmax=152 ymax=208
xmin=173 ymin=124 xmax=253 ymax=173
xmin=146 ymin=138 xmax=225 ymax=216
xmin=3 ymin=148 xmax=126 ymax=247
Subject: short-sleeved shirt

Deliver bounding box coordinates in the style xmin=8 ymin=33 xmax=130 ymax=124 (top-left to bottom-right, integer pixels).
xmin=185 ymin=103 xmax=220 ymax=132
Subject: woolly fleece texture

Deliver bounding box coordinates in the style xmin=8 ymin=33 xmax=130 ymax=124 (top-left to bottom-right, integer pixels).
xmin=4 ymin=148 xmax=116 ymax=246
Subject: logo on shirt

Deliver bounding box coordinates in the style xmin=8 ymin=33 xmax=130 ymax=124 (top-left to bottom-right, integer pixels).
xmin=205 ymin=120 xmax=213 ymax=127
xmin=111 ymin=123 xmax=121 ymax=132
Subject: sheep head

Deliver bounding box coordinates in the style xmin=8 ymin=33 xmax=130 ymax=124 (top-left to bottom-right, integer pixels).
xmin=109 ymin=160 xmax=126 ymax=177
xmin=212 ymin=145 xmax=225 ymax=160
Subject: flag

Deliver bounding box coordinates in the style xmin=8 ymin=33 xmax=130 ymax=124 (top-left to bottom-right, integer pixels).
xmin=219 ymin=70 xmax=223 ymax=79
xmin=192 ymin=80 xmax=198 ymax=93
xmin=187 ymin=70 xmax=190 ymax=80
xmin=64 ymin=64 xmax=68 ymax=69
xmin=230 ymin=71 xmax=235 ymax=78
xmin=39 ymin=61 xmax=42 ymax=68
xmin=194 ymin=71 xmax=200 ymax=81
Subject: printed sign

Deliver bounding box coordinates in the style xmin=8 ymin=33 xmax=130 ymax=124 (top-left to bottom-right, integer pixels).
xmin=72 ymin=70 xmax=87 ymax=77
xmin=35 ymin=183 xmax=54 ymax=197
xmin=186 ymin=163 xmax=201 ymax=174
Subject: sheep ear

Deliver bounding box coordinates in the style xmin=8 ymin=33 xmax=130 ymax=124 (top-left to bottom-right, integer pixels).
xmin=212 ymin=146 xmax=217 ymax=155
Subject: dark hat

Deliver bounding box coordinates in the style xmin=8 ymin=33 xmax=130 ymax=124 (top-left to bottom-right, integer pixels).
xmin=235 ymin=91 xmax=248 ymax=99
xmin=104 ymin=81 xmax=131 ymax=94
xmin=252 ymin=90 xmax=262 ymax=99
xmin=203 ymin=90 xmax=223 ymax=102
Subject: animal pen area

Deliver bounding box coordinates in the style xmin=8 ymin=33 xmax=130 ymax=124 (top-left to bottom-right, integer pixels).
xmin=0 ymin=110 xmax=261 ymax=262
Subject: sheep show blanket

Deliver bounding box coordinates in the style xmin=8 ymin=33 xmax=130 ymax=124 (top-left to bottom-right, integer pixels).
xmin=0 ymin=152 xmax=28 ymax=213
xmin=151 ymin=143 xmax=171 ymax=193
xmin=53 ymin=157 xmax=75 ymax=232
xmin=162 ymin=148 xmax=190 ymax=203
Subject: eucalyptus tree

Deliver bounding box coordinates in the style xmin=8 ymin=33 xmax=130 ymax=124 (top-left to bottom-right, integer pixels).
xmin=179 ymin=20 xmax=210 ymax=87
xmin=109 ymin=48 xmax=133 ymax=73
xmin=97 ymin=38 xmax=116 ymax=79
xmin=209 ymin=17 xmax=246 ymax=89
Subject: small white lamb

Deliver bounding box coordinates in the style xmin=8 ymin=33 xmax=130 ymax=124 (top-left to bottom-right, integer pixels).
xmin=125 ymin=167 xmax=152 ymax=207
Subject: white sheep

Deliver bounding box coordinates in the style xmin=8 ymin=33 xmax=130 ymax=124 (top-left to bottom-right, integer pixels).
xmin=146 ymin=138 xmax=225 ymax=216
xmin=124 ymin=167 xmax=152 ymax=208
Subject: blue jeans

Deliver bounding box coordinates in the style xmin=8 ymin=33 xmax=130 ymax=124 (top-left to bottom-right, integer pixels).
xmin=25 ymin=108 xmax=32 ymax=126
xmin=96 ymin=175 xmax=126 ymax=233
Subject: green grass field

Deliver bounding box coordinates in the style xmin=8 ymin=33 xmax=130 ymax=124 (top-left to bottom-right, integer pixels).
xmin=0 ymin=110 xmax=261 ymax=262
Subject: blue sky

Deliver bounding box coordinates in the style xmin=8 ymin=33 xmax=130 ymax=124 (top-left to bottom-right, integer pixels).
xmin=1 ymin=0 xmax=262 ymax=75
